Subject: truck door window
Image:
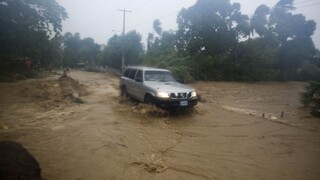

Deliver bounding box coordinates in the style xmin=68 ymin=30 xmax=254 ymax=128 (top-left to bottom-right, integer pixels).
xmin=135 ymin=70 xmax=143 ymax=82
xmin=124 ymin=69 xmax=131 ymax=77
xmin=128 ymin=69 xmax=137 ymax=79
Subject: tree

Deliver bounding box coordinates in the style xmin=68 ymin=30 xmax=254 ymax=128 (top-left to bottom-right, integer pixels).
xmin=270 ymin=0 xmax=316 ymax=79
xmin=270 ymin=0 xmax=295 ymax=44
xmin=176 ymin=0 xmax=249 ymax=57
xmin=251 ymin=5 xmax=271 ymax=38
xmin=231 ymin=38 xmax=278 ymax=81
xmin=153 ymin=19 xmax=162 ymax=36
xmin=124 ymin=31 xmax=144 ymax=65
xmin=102 ymin=31 xmax=143 ymax=69
xmin=174 ymin=0 xmax=251 ymax=80
xmin=147 ymin=33 xmax=154 ymax=51
xmin=63 ymin=32 xmax=81 ymax=67
xmin=79 ymin=37 xmax=101 ymax=65
xmin=144 ymin=0 xmax=318 ymax=82
xmin=62 ymin=33 xmax=102 ymax=67
xmin=301 ymin=80 xmax=320 ymax=117
xmin=250 ymin=0 xmax=317 ymax=80
xmin=146 ymin=20 xmax=176 ymax=57
xmin=144 ymin=20 xmax=193 ymax=82
xmin=41 ymin=34 xmax=64 ymax=67
xmin=0 ymin=0 xmax=67 ymax=60
xmin=102 ymin=35 xmax=122 ymax=69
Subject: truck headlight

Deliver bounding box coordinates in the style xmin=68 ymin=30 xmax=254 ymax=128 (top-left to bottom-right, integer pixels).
xmin=156 ymin=92 xmax=170 ymax=99
xmin=191 ymin=91 xmax=197 ymax=98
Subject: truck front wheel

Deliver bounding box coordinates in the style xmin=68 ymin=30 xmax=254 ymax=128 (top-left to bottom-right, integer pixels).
xmin=144 ymin=94 xmax=154 ymax=105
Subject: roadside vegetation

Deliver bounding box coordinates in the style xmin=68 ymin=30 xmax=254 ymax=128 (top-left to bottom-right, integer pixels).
xmin=1 ymin=0 xmax=319 ymax=116
xmin=301 ymin=80 xmax=320 ymax=117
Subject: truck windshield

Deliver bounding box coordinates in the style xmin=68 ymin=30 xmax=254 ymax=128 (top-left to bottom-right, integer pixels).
xmin=144 ymin=71 xmax=175 ymax=82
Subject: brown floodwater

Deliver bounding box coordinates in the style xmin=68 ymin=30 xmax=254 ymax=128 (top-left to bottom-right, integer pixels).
xmin=0 ymin=70 xmax=319 ymax=180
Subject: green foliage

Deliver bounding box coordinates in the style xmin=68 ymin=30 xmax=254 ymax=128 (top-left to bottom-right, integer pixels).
xmin=144 ymin=20 xmax=194 ymax=83
xmin=0 ymin=0 xmax=67 ymax=60
xmin=176 ymin=0 xmax=317 ymax=81
xmin=62 ymin=32 xmax=101 ymax=67
xmin=301 ymin=80 xmax=320 ymax=117
xmin=251 ymin=0 xmax=317 ymax=80
xmin=176 ymin=0 xmax=250 ymax=57
xmin=144 ymin=51 xmax=194 ymax=83
xmin=277 ymin=37 xmax=317 ymax=80
xmin=187 ymin=53 xmax=226 ymax=81
xmin=102 ymin=34 xmax=122 ymax=69
xmin=102 ymin=31 xmax=143 ymax=70
xmin=228 ymin=39 xmax=278 ymax=81
xmin=79 ymin=37 xmax=101 ymax=65
xmin=41 ymin=34 xmax=64 ymax=67
xmin=1 ymin=0 xmax=317 ymax=83
xmin=63 ymin=32 xmax=81 ymax=67
xmin=251 ymin=5 xmax=271 ymax=37
xmin=143 ymin=0 xmax=318 ymax=82
xmin=153 ymin=19 xmax=162 ymax=36
xmin=299 ymin=64 xmax=320 ymax=81
xmin=124 ymin=31 xmax=144 ymax=65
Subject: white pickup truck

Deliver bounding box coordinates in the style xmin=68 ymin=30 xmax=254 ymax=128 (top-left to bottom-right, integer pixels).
xmin=119 ymin=66 xmax=198 ymax=108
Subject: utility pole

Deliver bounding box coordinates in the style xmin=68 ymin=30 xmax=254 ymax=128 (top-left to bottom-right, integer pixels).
xmin=118 ymin=9 xmax=132 ymax=73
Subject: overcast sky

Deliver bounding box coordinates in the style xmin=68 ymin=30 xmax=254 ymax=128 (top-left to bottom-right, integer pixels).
xmin=56 ymin=0 xmax=320 ymax=49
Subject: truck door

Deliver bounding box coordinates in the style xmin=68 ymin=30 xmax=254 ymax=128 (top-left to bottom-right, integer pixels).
xmin=127 ymin=69 xmax=137 ymax=95
xmin=132 ymin=70 xmax=144 ymax=101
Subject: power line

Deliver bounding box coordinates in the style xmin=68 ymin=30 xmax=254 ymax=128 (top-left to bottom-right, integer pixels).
xmin=123 ymin=0 xmax=142 ymax=9
xmin=296 ymin=2 xmax=320 ymax=8
xmin=127 ymin=0 xmax=153 ymax=11
xmin=294 ymin=0 xmax=318 ymax=4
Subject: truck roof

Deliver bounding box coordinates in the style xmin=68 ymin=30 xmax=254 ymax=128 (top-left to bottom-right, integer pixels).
xmin=125 ymin=66 xmax=170 ymax=72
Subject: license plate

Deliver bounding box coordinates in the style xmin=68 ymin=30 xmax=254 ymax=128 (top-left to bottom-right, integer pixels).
xmin=180 ymin=100 xmax=188 ymax=106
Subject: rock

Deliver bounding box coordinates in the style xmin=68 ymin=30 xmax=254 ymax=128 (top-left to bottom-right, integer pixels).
xmin=0 ymin=141 xmax=42 ymax=180
xmin=141 ymin=109 xmax=147 ymax=114
xmin=270 ymin=116 xmax=278 ymax=120
xmin=72 ymin=92 xmax=79 ymax=98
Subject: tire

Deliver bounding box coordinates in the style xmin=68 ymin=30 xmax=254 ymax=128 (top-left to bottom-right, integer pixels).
xmin=121 ymin=86 xmax=128 ymax=98
xmin=144 ymin=94 xmax=154 ymax=105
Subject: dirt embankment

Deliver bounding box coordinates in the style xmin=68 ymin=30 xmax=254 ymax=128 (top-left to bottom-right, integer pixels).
xmin=19 ymin=76 xmax=88 ymax=109
xmin=0 ymin=70 xmax=320 ymax=180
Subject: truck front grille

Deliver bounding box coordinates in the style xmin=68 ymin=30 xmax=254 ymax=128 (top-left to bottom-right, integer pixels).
xmin=170 ymin=92 xmax=188 ymax=99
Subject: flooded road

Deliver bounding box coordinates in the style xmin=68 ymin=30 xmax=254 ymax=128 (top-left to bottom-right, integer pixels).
xmin=0 ymin=70 xmax=320 ymax=179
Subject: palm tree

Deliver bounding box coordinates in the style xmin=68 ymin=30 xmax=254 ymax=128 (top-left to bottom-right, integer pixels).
xmin=251 ymin=4 xmax=270 ymax=38
xmin=153 ymin=19 xmax=162 ymax=36
xmin=270 ymin=0 xmax=295 ymax=43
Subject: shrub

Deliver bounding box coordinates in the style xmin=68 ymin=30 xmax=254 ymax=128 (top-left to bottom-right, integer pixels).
xmin=299 ymin=64 xmax=320 ymax=81
xmin=301 ymin=80 xmax=320 ymax=117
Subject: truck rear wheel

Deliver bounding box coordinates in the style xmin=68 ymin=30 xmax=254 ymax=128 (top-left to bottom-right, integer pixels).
xmin=121 ymin=86 xmax=128 ymax=98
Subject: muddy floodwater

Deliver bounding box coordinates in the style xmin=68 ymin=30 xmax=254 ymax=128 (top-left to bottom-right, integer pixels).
xmin=0 ymin=70 xmax=319 ymax=180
